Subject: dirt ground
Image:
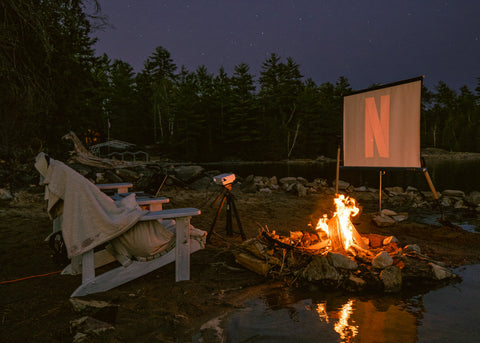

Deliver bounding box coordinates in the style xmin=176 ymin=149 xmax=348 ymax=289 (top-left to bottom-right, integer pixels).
xmin=1 ymin=184 xmax=480 ymax=342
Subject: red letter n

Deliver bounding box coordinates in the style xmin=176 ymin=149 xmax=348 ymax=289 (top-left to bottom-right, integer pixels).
xmin=365 ymin=95 xmax=390 ymax=158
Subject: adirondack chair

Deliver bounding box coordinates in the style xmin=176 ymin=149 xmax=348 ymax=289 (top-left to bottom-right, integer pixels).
xmin=34 ymin=153 xmax=206 ymax=297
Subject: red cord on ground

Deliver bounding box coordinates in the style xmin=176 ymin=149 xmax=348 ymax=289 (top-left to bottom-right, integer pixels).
xmin=0 ymin=270 xmax=62 ymax=285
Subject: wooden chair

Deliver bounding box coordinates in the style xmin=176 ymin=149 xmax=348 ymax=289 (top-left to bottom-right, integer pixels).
xmin=35 ymin=153 xmax=205 ymax=297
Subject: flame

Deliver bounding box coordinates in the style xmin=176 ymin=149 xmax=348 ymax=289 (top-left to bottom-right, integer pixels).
xmin=315 ymin=194 xmax=360 ymax=251
xmin=315 ymin=214 xmax=329 ymax=235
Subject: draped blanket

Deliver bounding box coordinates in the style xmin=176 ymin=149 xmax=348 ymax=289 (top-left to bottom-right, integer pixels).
xmin=35 ymin=153 xmax=145 ymax=257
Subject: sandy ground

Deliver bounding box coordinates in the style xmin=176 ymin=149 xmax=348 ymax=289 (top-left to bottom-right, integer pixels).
xmin=1 ymin=184 xmax=480 ymax=342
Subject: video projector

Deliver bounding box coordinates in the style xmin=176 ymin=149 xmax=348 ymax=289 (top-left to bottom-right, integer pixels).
xmin=213 ymin=173 xmax=236 ymax=186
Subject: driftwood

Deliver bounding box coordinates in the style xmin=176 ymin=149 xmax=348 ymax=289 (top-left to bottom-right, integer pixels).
xmin=62 ymin=132 xmax=140 ymax=169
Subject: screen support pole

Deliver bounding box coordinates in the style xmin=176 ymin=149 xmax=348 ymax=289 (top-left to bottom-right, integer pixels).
xmin=379 ymin=170 xmax=385 ymax=213
xmin=422 ymin=167 xmax=445 ymax=221
xmin=335 ymin=144 xmax=341 ymax=194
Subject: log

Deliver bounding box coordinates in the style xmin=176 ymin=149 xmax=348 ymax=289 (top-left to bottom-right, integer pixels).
xmin=234 ymin=252 xmax=270 ymax=276
xmin=327 ymin=215 xmax=369 ymax=251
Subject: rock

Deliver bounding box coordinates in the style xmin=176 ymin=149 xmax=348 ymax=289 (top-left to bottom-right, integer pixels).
xmin=372 ymin=214 xmax=396 ymax=227
xmin=259 ymin=187 xmax=272 ymax=193
xmin=383 ymin=236 xmax=399 ymax=245
xmin=404 ymin=244 xmax=421 ymax=254
xmin=384 ymin=186 xmax=404 ymax=194
xmin=392 ymin=213 xmax=408 ymax=222
xmin=115 ymin=168 xmax=140 ymax=182
xmin=190 ymin=176 xmax=213 ymax=191
xmin=326 ymin=252 xmax=358 ymax=270
xmin=442 ymin=189 xmax=465 ymax=198
xmin=70 ymin=316 xmax=115 ymax=338
xmin=381 ymin=209 xmax=398 ymax=216
xmin=441 ymin=197 xmax=452 ymax=207
xmin=405 ymin=186 xmax=419 ymax=192
xmin=430 ymin=263 xmax=455 ymax=280
xmin=269 ymin=176 xmax=278 ymax=186
xmin=69 ymin=163 xmax=92 ymax=177
xmin=302 ymin=256 xmax=340 ymax=282
xmin=333 ymin=179 xmax=350 ymax=190
xmin=174 ymin=165 xmax=204 ymax=182
xmin=346 ymin=274 xmax=367 ymax=292
xmin=296 ymin=183 xmax=307 ymax=197
xmin=279 ymin=177 xmax=297 ymax=185
xmin=95 ymin=172 xmax=107 ymax=184
xmin=0 ymin=188 xmax=13 ymax=200
xmin=380 ymin=266 xmax=402 ymax=292
xmin=241 ymin=175 xmax=257 ymax=193
xmin=69 ymin=298 xmax=119 ymax=325
xmin=296 ymin=177 xmax=308 ymax=185
xmin=372 ymin=251 xmax=393 ymax=269
xmin=465 ymin=191 xmax=480 ymax=206
xmin=104 ymin=170 xmax=124 ymax=183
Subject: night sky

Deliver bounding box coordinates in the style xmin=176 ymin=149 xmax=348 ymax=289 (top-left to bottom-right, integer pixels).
xmin=92 ymin=0 xmax=479 ymax=91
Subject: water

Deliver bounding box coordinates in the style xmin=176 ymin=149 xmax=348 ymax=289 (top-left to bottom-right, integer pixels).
xmin=200 ymin=159 xmax=480 ymax=192
xmin=195 ymin=265 xmax=480 ymax=342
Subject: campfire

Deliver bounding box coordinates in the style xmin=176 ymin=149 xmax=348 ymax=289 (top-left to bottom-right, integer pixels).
xmin=234 ymin=194 xmax=458 ymax=293
xmin=262 ymin=194 xmax=372 ymax=259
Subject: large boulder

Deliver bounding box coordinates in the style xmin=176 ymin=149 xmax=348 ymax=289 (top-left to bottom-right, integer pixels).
xmin=173 ymin=165 xmax=204 ymax=183
xmin=380 ymin=266 xmax=402 ymax=293
xmin=302 ymin=256 xmax=340 ymax=282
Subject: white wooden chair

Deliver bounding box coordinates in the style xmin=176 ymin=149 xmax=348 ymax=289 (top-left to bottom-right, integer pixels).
xmin=35 ymin=153 xmax=205 ymax=297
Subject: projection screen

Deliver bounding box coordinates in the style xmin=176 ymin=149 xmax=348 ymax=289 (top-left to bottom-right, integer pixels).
xmin=343 ymin=77 xmax=422 ymax=168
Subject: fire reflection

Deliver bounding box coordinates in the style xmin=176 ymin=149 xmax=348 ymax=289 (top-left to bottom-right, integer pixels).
xmin=311 ymin=297 xmax=417 ymax=342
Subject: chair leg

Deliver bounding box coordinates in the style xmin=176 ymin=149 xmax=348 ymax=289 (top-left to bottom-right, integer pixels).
xmin=82 ymin=250 xmax=95 ymax=285
xmin=175 ymin=216 xmax=190 ymax=281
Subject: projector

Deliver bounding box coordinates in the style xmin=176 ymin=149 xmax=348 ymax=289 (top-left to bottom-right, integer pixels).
xmin=213 ymin=173 xmax=236 ymax=186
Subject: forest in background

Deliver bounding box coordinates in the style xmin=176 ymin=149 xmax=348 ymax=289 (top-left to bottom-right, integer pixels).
xmin=2 ymin=0 xmax=480 ymax=164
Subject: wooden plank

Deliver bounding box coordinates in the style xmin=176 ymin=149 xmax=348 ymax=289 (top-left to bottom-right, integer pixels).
xmin=175 ymin=217 xmax=190 ymax=281
xmin=70 ymin=234 xmax=206 ymax=297
xmin=136 ymin=197 xmax=169 ymax=211
xmin=140 ymin=208 xmax=201 ymax=221
xmin=63 ymin=249 xmax=116 ymax=275
xmin=81 ymin=250 xmax=95 ymax=285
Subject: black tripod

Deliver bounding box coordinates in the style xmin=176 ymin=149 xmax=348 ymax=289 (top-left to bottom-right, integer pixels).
xmin=207 ymin=183 xmax=246 ymax=242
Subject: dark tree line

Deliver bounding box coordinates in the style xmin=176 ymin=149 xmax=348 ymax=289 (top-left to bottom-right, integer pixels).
xmin=2 ymin=1 xmax=480 ymax=164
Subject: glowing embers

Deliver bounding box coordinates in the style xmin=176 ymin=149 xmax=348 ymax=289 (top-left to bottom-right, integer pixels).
xmin=315 ymin=194 xmax=368 ymax=253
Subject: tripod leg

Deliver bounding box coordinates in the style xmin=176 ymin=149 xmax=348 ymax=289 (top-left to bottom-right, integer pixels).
xmin=207 ymin=194 xmax=227 ymax=242
xmin=230 ymin=196 xmax=246 ymax=240
xmin=226 ymin=196 xmax=233 ymax=236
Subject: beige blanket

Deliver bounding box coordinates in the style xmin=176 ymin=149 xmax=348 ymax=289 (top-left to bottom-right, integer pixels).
xmin=35 ymin=153 xmax=144 ymax=257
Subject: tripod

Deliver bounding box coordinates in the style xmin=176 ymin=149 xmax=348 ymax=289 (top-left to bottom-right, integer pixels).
xmin=207 ymin=183 xmax=246 ymax=242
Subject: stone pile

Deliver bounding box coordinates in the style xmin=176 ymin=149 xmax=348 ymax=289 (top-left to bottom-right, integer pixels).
xmin=234 ymin=231 xmax=458 ymax=293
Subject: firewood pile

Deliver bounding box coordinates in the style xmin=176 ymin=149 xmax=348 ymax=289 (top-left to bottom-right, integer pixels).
xmin=233 ymin=227 xmax=460 ymax=293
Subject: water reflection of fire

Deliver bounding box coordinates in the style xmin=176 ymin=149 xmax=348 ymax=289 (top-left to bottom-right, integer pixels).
xmin=333 ymin=300 xmax=358 ymax=341
xmin=314 ymin=194 xmax=368 ymax=253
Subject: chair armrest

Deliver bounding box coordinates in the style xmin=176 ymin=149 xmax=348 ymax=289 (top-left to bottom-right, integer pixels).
xmin=140 ymin=208 xmax=201 ymax=221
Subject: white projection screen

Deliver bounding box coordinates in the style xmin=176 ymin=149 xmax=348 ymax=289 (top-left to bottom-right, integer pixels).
xmin=343 ymin=77 xmax=422 ymax=168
